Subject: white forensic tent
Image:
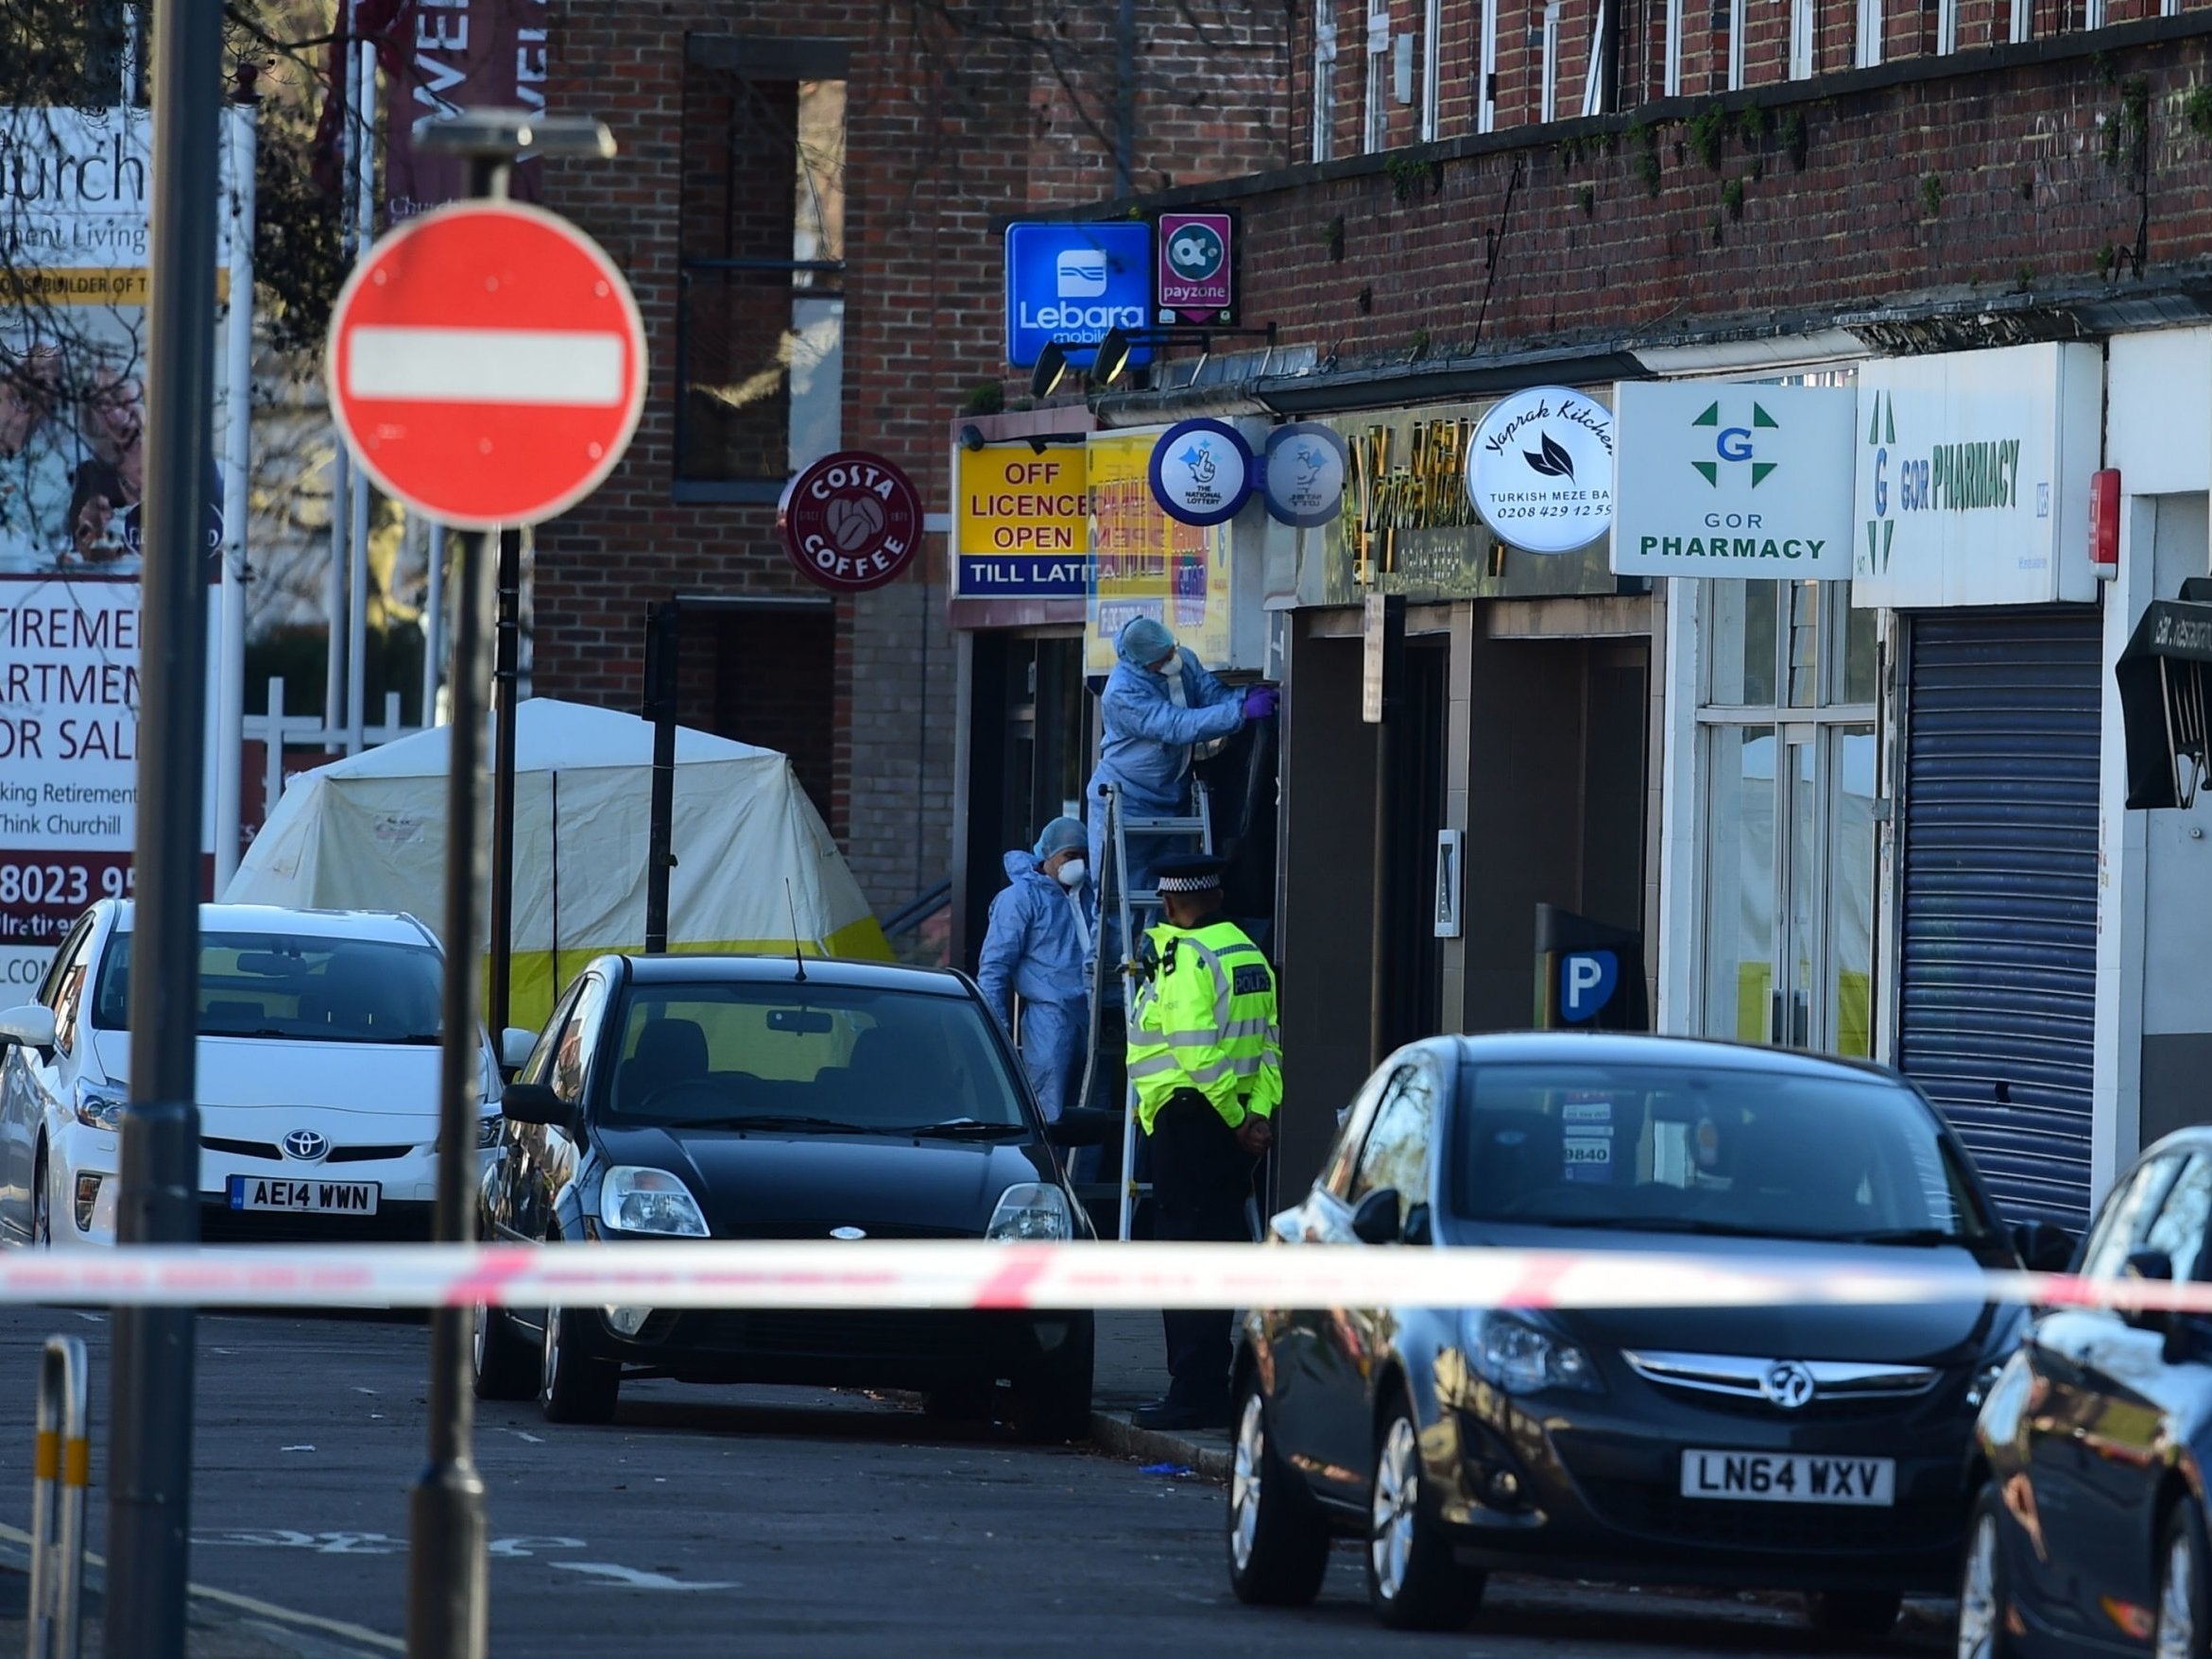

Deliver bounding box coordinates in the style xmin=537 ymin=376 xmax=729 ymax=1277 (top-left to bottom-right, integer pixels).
xmin=223 ymin=698 xmax=889 ymax=1028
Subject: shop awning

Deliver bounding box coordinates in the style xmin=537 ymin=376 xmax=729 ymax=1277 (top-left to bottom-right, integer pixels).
xmin=2116 ymin=587 xmax=2212 ymax=809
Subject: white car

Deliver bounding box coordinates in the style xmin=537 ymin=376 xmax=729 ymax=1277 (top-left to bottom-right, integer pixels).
xmin=0 ymin=900 xmax=532 ymax=1246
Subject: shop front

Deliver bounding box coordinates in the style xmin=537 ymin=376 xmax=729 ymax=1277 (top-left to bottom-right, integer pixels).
xmin=1271 ymin=388 xmax=1656 ymax=1192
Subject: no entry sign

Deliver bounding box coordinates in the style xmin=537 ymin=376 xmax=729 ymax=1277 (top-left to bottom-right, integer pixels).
xmin=325 ymin=198 xmax=646 ymax=528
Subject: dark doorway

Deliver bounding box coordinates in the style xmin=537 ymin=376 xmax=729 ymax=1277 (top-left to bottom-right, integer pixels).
xmin=709 ymin=605 xmax=837 ymax=825
xmin=1379 ymin=639 xmax=1449 ymax=1056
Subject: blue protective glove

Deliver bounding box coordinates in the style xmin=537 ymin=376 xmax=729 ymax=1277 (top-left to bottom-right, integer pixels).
xmin=1241 ymin=684 xmax=1279 ymax=721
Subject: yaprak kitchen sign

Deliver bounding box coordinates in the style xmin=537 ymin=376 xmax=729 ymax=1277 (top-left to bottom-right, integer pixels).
xmin=1851 ymin=342 xmax=2103 ymax=607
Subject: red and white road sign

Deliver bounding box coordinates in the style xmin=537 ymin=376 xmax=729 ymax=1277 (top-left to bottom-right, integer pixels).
xmin=324 ymin=198 xmax=646 ymax=529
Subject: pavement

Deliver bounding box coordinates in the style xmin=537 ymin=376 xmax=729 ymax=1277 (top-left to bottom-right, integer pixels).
xmin=1088 ymin=1307 xmax=1234 ymax=1478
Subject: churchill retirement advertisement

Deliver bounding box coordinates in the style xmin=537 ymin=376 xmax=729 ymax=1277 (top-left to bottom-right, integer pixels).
xmin=0 ymin=106 xmax=227 ymax=987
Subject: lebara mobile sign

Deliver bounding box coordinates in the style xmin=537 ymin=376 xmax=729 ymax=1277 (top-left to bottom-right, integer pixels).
xmin=1611 ymin=382 xmax=1855 ymax=580
xmin=952 ymin=445 xmax=1091 ymax=599
xmin=1003 ymin=222 xmax=1152 ymax=370
xmin=1850 ymin=342 xmax=2102 ymax=608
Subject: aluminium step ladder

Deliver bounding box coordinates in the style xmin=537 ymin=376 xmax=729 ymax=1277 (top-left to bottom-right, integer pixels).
xmin=1073 ymin=781 xmax=1213 ymax=1241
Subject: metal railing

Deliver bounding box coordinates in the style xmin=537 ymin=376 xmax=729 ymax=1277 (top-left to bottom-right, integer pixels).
xmin=27 ymin=1335 xmax=88 ymax=1659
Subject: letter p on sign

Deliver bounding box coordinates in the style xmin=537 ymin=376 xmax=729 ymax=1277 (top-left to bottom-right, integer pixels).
xmin=1561 ymin=950 xmax=1619 ymax=1023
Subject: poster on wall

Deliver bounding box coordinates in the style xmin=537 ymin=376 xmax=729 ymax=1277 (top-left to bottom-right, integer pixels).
xmin=0 ymin=106 xmax=227 ymax=987
xmin=1085 ymin=427 xmax=1232 ymax=674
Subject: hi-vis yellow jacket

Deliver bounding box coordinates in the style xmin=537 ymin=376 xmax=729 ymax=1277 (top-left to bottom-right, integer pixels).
xmin=1125 ymin=916 xmax=1282 ymax=1135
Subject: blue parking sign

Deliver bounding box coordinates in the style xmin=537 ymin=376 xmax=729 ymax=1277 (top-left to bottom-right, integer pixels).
xmin=1004 ymin=222 xmax=1153 ymax=370
xmin=1560 ymin=949 xmax=1620 ymax=1023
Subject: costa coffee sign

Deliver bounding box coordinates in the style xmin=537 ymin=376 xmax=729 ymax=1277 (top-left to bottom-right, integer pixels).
xmin=777 ymin=452 xmax=923 ymax=592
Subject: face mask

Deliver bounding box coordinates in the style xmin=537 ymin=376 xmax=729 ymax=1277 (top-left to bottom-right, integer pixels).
xmin=1055 ymin=859 xmax=1088 ymax=889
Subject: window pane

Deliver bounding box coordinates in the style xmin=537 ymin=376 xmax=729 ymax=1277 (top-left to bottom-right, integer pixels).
xmin=679 ymin=273 xmax=844 ymax=483
xmin=1705 ymin=580 xmax=1776 ymax=707
xmin=94 ymin=931 xmax=444 ymax=1043
xmin=1787 ymin=580 xmax=1820 ymax=707
xmin=1830 ymin=726 xmax=1878 ymax=1058
xmin=2142 ymin=1154 xmax=2212 ymax=1278
xmin=1702 ymin=727 xmax=1775 ymax=1042
xmin=1840 ymin=591 xmax=1878 ymax=705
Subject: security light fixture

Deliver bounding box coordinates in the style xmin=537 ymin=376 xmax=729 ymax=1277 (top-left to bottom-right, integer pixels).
xmin=1088 ymin=322 xmax=1279 ymax=388
xmin=958 ymin=424 xmax=987 ymax=452
xmin=415 ymin=109 xmax=617 ymax=161
xmin=1030 ymin=340 xmax=1071 ymax=400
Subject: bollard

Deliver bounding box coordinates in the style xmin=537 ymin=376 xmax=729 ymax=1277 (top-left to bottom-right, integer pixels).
xmin=28 ymin=1336 xmax=87 ymax=1659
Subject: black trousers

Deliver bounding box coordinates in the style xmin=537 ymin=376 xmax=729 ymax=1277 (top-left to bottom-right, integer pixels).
xmin=1147 ymin=1090 xmax=1257 ymax=1407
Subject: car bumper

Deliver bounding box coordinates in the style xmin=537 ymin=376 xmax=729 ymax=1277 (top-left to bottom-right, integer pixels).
xmin=577 ymin=1307 xmax=1094 ymax=1391
xmin=1431 ymin=1396 xmax=1972 ymax=1592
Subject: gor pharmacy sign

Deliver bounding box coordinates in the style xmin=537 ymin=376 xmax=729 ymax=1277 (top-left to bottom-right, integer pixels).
xmin=1611 ymin=382 xmax=1855 ymax=579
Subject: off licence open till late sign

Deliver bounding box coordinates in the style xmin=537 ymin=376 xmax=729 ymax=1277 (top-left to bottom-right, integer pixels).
xmin=228 ymin=1176 xmax=381 ymax=1215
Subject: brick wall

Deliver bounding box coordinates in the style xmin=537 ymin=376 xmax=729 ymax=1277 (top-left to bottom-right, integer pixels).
xmin=533 ymin=3 xmax=1290 ymax=914
xmin=1132 ymin=26 xmax=2212 ymax=374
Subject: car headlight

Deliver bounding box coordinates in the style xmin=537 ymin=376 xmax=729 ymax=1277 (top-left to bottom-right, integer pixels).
xmin=986 ymin=1182 xmax=1072 ymax=1241
xmin=598 ymin=1166 xmax=710 ymax=1238
xmin=1466 ymin=1312 xmax=1601 ymax=1395
xmin=73 ymin=1084 xmax=127 ymax=1132
xmin=476 ymin=1113 xmax=503 ymax=1151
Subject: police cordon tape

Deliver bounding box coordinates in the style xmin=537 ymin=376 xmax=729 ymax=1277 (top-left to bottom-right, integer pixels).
xmin=0 ymin=1240 xmax=2191 ymax=1315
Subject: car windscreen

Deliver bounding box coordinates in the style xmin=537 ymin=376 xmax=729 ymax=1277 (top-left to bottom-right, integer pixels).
xmin=92 ymin=931 xmax=444 ymax=1044
xmin=1449 ymin=1061 xmax=1992 ymax=1244
xmin=601 ymin=983 xmax=1028 ymax=1133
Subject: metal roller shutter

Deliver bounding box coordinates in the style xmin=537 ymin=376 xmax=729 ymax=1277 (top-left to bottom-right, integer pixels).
xmin=1897 ymin=608 xmax=2101 ymax=1227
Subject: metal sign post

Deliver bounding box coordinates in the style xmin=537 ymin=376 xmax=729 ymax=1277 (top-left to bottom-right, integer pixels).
xmin=368 ymin=110 xmax=621 ymax=1659
xmin=106 ymin=1 xmax=222 ymax=1652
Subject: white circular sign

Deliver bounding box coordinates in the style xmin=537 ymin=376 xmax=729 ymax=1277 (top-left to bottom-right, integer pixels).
xmin=1465 ymin=385 xmax=1615 ymax=555
xmin=1261 ymin=423 xmax=1349 ymax=528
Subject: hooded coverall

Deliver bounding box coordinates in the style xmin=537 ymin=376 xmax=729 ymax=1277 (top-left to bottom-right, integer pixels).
xmin=975 ymin=848 xmax=1096 ymax=1122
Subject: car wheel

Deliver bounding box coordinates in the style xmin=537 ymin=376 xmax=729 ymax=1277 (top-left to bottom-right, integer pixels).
xmin=1366 ymin=1394 xmax=1483 ymax=1631
xmin=1957 ymin=1482 xmax=2017 ymax=1659
xmin=1226 ymin=1380 xmax=1329 ymax=1607
xmin=2156 ymin=1501 xmax=2211 ymax=1659
xmin=1009 ymin=1320 xmax=1094 ymax=1445
xmin=1805 ymin=1589 xmax=1902 ymax=1637
xmin=30 ymin=1146 xmax=50 ymax=1248
xmin=471 ymin=1301 xmax=538 ymax=1401
xmin=538 ymin=1304 xmax=620 ymax=1426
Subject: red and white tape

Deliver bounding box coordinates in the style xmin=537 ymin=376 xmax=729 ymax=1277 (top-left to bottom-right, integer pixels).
xmin=0 ymin=1240 xmax=2193 ymax=1315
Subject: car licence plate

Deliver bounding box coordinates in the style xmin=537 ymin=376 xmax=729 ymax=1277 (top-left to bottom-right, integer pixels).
xmin=225 ymin=1176 xmax=381 ymax=1216
xmin=1680 ymin=1450 xmax=1894 ymax=1506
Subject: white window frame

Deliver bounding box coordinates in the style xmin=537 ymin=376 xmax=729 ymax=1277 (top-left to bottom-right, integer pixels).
xmin=1855 ymin=0 xmax=1882 ymax=69
xmin=2083 ymin=0 xmax=2106 ymax=26
xmin=1540 ymin=2 xmax=1561 ymax=123
xmin=1581 ymin=0 xmax=1611 ymax=115
xmin=1791 ymin=0 xmax=1815 ymax=77
xmin=1419 ymin=0 xmax=1442 ymax=141
xmin=1478 ymin=0 xmax=1499 ymax=132
xmin=1663 ymin=0 xmax=1684 ymax=98
xmin=1727 ymin=0 xmax=1747 ymax=89
xmin=2009 ymin=0 xmax=2032 ymax=41
xmin=1936 ymin=0 xmax=1956 ymax=53
xmin=1312 ymin=1 xmax=1338 ymax=162
xmin=1363 ymin=4 xmax=1390 ymax=153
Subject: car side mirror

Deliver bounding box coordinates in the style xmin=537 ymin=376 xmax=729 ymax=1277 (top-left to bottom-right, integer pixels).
xmin=501 ymin=1082 xmax=576 ymax=1134
xmin=2122 ymin=1247 xmax=2174 ymax=1332
xmin=0 ymin=1003 xmax=57 ymax=1053
xmin=1349 ymin=1188 xmax=1402 ymax=1246
xmin=1402 ymin=1203 xmax=1434 ymax=1247
xmin=499 ymin=1027 xmax=537 ymax=1074
xmin=1045 ymin=1108 xmax=1114 ymax=1149
xmin=2010 ymin=1219 xmax=2081 ymax=1274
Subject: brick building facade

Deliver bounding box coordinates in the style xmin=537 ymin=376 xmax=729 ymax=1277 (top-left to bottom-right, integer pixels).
xmin=523 ymin=2 xmax=1293 ymax=915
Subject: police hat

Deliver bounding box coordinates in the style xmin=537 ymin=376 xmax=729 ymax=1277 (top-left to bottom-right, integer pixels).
xmin=1153 ymin=853 xmax=1227 ymax=894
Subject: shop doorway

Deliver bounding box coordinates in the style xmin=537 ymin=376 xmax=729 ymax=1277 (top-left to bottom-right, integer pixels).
xmin=957 ymin=632 xmax=1090 ymax=965
xmin=1378 ymin=640 xmax=1449 ymax=1056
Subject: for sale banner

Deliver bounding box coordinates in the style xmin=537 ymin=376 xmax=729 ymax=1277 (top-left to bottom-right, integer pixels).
xmin=0 ymin=107 xmax=230 ymax=986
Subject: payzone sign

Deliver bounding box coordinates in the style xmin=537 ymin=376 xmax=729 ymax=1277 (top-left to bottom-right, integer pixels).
xmin=1004 ymin=223 xmax=1152 ymax=370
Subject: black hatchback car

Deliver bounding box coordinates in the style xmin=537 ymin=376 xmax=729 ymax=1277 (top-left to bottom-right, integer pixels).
xmin=1227 ymin=1032 xmax=2047 ymax=1635
xmin=1961 ymin=1126 xmax=2212 ymax=1658
xmin=472 ymin=954 xmax=1095 ymax=1439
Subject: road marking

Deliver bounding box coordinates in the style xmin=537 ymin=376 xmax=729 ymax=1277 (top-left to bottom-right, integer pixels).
xmin=488 ymin=1535 xmax=584 ymax=1558
xmin=0 ymin=1520 xmax=403 ymax=1653
xmin=502 ymin=1428 xmax=546 ymax=1445
xmin=551 ymin=1562 xmax=736 ymax=1591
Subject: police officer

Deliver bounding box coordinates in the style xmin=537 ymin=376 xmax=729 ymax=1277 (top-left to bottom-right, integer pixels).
xmin=1124 ymin=852 xmax=1279 ymax=1430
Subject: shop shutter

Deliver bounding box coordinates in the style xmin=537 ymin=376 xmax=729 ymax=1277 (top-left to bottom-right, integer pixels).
xmin=1897 ymin=608 xmax=2101 ymax=1227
